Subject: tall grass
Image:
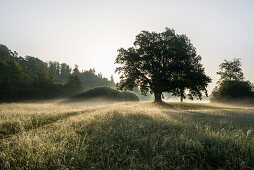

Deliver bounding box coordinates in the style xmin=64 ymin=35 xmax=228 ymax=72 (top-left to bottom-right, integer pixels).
xmin=0 ymin=103 xmax=99 ymax=138
xmin=0 ymin=102 xmax=254 ymax=169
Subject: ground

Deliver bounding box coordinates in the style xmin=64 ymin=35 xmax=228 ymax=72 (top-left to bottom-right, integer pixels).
xmin=0 ymin=101 xmax=254 ymax=169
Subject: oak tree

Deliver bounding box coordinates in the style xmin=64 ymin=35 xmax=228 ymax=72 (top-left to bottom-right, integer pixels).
xmin=115 ymin=28 xmax=211 ymax=102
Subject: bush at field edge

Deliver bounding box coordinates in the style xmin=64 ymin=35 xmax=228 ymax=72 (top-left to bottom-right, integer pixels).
xmin=71 ymin=87 xmax=139 ymax=101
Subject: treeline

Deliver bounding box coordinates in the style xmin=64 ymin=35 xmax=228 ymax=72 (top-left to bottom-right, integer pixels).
xmin=0 ymin=44 xmax=115 ymax=101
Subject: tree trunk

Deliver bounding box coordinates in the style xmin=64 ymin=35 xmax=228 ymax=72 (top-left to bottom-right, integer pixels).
xmin=180 ymin=96 xmax=183 ymax=102
xmin=154 ymin=92 xmax=162 ymax=103
xmin=180 ymin=88 xmax=184 ymax=102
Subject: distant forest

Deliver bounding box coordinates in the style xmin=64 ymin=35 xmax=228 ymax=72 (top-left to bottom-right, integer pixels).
xmin=0 ymin=44 xmax=115 ymax=101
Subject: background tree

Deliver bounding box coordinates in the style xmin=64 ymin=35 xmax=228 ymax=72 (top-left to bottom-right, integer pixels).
xmin=73 ymin=64 xmax=80 ymax=75
xmin=66 ymin=75 xmax=83 ymax=89
xmin=115 ymin=28 xmax=211 ymax=102
xmin=211 ymin=58 xmax=254 ymax=102
xmin=0 ymin=44 xmax=115 ymax=101
xmin=110 ymin=75 xmax=114 ymax=83
xmin=217 ymin=58 xmax=244 ymax=82
xmin=60 ymin=63 xmax=71 ymax=82
xmin=48 ymin=61 xmax=60 ymax=82
xmin=98 ymin=72 xmax=103 ymax=79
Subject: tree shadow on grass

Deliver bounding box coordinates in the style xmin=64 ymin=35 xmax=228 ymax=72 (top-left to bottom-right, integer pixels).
xmin=2 ymin=110 xmax=254 ymax=169
xmin=70 ymin=111 xmax=254 ymax=169
xmin=0 ymin=109 xmax=95 ymax=139
xmin=156 ymin=102 xmax=254 ymax=132
xmin=154 ymin=102 xmax=231 ymax=110
xmin=178 ymin=109 xmax=254 ymax=133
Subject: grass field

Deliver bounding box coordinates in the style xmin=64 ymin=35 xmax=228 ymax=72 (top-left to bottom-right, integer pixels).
xmin=1 ymin=101 xmax=254 ymax=169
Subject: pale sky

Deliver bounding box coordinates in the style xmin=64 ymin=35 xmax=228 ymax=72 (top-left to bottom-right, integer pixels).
xmin=1 ymin=0 xmax=254 ymax=93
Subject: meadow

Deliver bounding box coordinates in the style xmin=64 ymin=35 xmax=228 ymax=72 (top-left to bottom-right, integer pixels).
xmin=0 ymin=101 xmax=254 ymax=169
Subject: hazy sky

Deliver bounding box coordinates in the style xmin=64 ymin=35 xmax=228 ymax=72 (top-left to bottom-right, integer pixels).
xmin=1 ymin=0 xmax=254 ymax=93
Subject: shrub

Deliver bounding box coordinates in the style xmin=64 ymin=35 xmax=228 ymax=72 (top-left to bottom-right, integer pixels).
xmin=72 ymin=87 xmax=139 ymax=101
xmin=211 ymin=80 xmax=254 ymax=102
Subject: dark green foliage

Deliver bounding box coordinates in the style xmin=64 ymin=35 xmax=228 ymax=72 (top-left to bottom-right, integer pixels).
xmin=48 ymin=61 xmax=61 ymax=82
xmin=115 ymin=28 xmax=211 ymax=102
xmin=211 ymin=80 xmax=254 ymax=103
xmin=217 ymin=58 xmax=244 ymax=82
xmin=77 ymin=71 xmax=115 ymax=89
xmin=0 ymin=44 xmax=115 ymax=101
xmin=60 ymin=63 xmax=71 ymax=82
xmin=72 ymin=87 xmax=139 ymax=101
xmin=213 ymin=81 xmax=253 ymax=98
xmin=0 ymin=44 xmax=11 ymax=57
xmin=72 ymin=64 xmax=80 ymax=75
xmin=211 ymin=59 xmax=254 ymax=103
xmin=66 ymin=75 xmax=83 ymax=89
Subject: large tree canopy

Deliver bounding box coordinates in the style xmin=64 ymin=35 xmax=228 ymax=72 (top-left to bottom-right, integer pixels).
xmin=115 ymin=28 xmax=211 ymax=102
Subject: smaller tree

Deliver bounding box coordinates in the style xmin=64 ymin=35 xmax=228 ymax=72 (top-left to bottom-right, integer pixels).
xmin=60 ymin=63 xmax=71 ymax=82
xmin=212 ymin=80 xmax=253 ymax=100
xmin=73 ymin=65 xmax=80 ymax=75
xmin=110 ymin=75 xmax=114 ymax=83
xmin=0 ymin=44 xmax=11 ymax=58
xmin=217 ymin=58 xmax=244 ymax=82
xmin=98 ymin=72 xmax=103 ymax=79
xmin=88 ymin=68 xmax=96 ymax=74
xmin=212 ymin=58 xmax=253 ymax=102
xmin=66 ymin=75 xmax=83 ymax=89
xmin=48 ymin=61 xmax=60 ymax=82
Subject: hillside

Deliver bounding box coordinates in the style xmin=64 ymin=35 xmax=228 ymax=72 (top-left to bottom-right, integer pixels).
xmin=1 ymin=102 xmax=254 ymax=169
xmin=0 ymin=44 xmax=115 ymax=101
xmin=70 ymin=87 xmax=139 ymax=102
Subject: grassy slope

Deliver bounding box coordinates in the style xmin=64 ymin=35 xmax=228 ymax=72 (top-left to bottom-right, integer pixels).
xmin=71 ymin=87 xmax=139 ymax=102
xmin=0 ymin=102 xmax=254 ymax=169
